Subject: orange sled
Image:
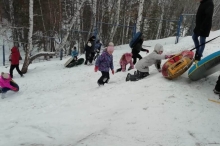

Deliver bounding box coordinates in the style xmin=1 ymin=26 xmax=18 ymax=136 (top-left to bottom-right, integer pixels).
xmin=162 ymin=50 xmax=194 ymax=79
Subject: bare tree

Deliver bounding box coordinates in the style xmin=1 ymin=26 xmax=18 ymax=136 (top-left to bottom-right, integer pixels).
xmin=136 ymin=0 xmax=144 ymax=32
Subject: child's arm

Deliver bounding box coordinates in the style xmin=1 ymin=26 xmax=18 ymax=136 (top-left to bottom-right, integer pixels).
xmin=155 ymin=60 xmax=161 ymax=72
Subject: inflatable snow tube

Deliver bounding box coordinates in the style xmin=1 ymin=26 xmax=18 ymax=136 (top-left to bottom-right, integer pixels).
xmin=129 ymin=32 xmax=142 ymax=48
xmin=188 ymin=51 xmax=220 ymax=81
xmin=162 ymin=50 xmax=194 ymax=79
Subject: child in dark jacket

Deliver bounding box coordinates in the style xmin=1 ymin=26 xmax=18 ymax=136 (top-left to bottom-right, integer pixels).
xmin=116 ymin=53 xmax=134 ymax=73
xmin=94 ymin=42 xmax=114 ymax=86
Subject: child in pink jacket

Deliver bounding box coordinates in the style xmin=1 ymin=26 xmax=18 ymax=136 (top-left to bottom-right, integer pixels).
xmin=116 ymin=53 xmax=134 ymax=73
xmin=0 ymin=72 xmax=19 ymax=99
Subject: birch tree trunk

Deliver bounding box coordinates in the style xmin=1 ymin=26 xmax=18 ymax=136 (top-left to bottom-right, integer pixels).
xmin=125 ymin=1 xmax=132 ymax=40
xmin=109 ymin=0 xmax=121 ymax=42
xmin=58 ymin=0 xmax=85 ymax=51
xmin=21 ymin=0 xmax=33 ymax=73
xmin=156 ymin=0 xmax=165 ymax=39
xmin=92 ymin=0 xmax=97 ymax=36
xmin=136 ymin=0 xmax=144 ymax=32
xmin=9 ymin=0 xmax=16 ymax=43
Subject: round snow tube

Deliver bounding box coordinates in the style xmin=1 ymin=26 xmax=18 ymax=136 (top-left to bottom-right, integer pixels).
xmin=162 ymin=50 xmax=194 ymax=79
xmin=188 ymin=50 xmax=220 ymax=81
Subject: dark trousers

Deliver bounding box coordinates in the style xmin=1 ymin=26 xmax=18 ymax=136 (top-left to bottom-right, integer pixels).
xmin=85 ymin=51 xmax=91 ymax=65
xmin=132 ymin=53 xmax=142 ymax=64
xmin=89 ymin=52 xmax=95 ymax=63
xmin=116 ymin=66 xmax=123 ymax=73
xmin=98 ymin=71 xmax=110 ymax=85
xmin=215 ymin=75 xmax=220 ymax=91
xmin=192 ymin=33 xmax=206 ymax=58
xmin=10 ymin=64 xmax=23 ymax=78
xmin=129 ymin=70 xmax=149 ymax=81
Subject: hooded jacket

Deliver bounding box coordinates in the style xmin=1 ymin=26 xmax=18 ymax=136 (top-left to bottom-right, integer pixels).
xmin=10 ymin=47 xmax=20 ymax=65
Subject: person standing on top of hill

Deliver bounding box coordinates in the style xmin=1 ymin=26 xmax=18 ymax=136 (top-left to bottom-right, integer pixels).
xmin=192 ymin=0 xmax=214 ymax=61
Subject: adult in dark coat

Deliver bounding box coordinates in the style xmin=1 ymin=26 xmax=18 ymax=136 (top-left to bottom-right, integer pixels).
xmin=9 ymin=46 xmax=23 ymax=78
xmin=84 ymin=36 xmax=96 ymax=65
xmin=192 ymin=0 xmax=214 ymax=61
xmin=132 ymin=37 xmax=149 ymax=64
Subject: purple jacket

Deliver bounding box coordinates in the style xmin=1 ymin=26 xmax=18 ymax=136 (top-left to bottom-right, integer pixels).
xmin=95 ymin=51 xmax=114 ymax=72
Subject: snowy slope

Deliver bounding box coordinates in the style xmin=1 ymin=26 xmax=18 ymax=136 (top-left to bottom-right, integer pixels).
xmin=0 ymin=30 xmax=220 ymax=146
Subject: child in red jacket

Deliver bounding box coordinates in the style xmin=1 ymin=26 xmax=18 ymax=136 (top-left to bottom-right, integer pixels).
xmin=116 ymin=53 xmax=134 ymax=73
xmin=9 ymin=46 xmax=23 ymax=78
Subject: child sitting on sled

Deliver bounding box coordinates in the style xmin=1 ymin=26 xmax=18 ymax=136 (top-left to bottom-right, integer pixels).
xmin=116 ymin=53 xmax=134 ymax=73
xmin=0 ymin=72 xmax=19 ymax=99
xmin=94 ymin=42 xmax=114 ymax=86
xmin=126 ymin=43 xmax=174 ymax=81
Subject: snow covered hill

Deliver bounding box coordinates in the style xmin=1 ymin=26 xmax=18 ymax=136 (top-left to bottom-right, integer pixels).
xmin=0 ymin=30 xmax=220 ymax=146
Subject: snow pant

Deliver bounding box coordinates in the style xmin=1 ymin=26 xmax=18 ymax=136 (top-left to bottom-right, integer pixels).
xmin=0 ymin=81 xmax=19 ymax=93
xmin=129 ymin=70 xmax=149 ymax=81
xmin=10 ymin=64 xmax=23 ymax=78
xmin=85 ymin=51 xmax=91 ymax=65
xmin=192 ymin=33 xmax=206 ymax=60
xmin=97 ymin=71 xmax=110 ymax=85
xmin=215 ymin=75 xmax=220 ymax=91
xmin=89 ymin=52 xmax=95 ymax=63
xmin=116 ymin=65 xmax=132 ymax=73
xmin=132 ymin=53 xmax=142 ymax=64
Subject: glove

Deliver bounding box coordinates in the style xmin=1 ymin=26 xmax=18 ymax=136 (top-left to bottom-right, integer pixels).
xmin=158 ymin=69 xmax=162 ymax=72
xmin=11 ymin=87 xmax=18 ymax=91
xmin=146 ymin=50 xmax=149 ymax=53
xmin=94 ymin=66 xmax=98 ymax=72
xmin=112 ymin=70 xmax=114 ymax=75
xmin=165 ymin=55 xmax=174 ymax=59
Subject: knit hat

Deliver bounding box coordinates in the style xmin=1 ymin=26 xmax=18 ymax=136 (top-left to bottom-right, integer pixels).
xmin=107 ymin=46 xmax=114 ymax=52
xmin=108 ymin=42 xmax=114 ymax=46
xmin=1 ymin=72 xmax=10 ymax=79
xmin=154 ymin=43 xmax=163 ymax=53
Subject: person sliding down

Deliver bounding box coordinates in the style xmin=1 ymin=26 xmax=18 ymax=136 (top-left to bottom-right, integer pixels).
xmin=0 ymin=72 xmax=19 ymax=99
xmin=116 ymin=53 xmax=134 ymax=73
xmin=126 ymin=43 xmax=174 ymax=81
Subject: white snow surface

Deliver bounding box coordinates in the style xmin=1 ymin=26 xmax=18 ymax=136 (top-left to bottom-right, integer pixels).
xmin=1 ymin=30 xmax=220 ymax=146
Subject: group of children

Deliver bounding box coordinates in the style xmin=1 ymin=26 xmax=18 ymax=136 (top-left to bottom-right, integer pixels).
xmin=94 ymin=37 xmax=174 ymax=86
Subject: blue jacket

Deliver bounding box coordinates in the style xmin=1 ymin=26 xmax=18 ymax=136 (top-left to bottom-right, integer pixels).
xmin=71 ymin=50 xmax=78 ymax=57
xmin=95 ymin=51 xmax=114 ymax=72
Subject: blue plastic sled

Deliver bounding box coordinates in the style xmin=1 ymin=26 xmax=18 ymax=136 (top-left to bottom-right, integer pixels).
xmin=129 ymin=32 xmax=142 ymax=48
xmin=188 ymin=51 xmax=220 ymax=81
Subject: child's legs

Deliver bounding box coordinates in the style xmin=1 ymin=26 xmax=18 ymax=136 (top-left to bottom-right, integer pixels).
xmin=132 ymin=55 xmax=137 ymax=64
xmin=10 ymin=65 xmax=16 ymax=78
xmin=10 ymin=80 xmax=19 ymax=91
xmin=1 ymin=87 xmax=11 ymax=93
xmin=137 ymin=54 xmax=142 ymax=60
xmin=15 ymin=65 xmax=23 ymax=75
xmin=198 ymin=36 xmax=206 ymax=57
xmin=98 ymin=71 xmax=109 ymax=85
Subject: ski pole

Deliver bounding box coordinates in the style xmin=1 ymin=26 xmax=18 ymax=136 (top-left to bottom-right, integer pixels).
xmin=190 ymin=35 xmax=220 ymax=51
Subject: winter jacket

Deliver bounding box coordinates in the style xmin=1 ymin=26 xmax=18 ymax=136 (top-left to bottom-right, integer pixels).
xmin=194 ymin=0 xmax=214 ymax=37
xmin=120 ymin=53 xmax=134 ymax=72
xmin=84 ymin=37 xmax=96 ymax=53
xmin=71 ymin=50 xmax=78 ymax=57
xmin=95 ymin=51 xmax=114 ymax=72
xmin=95 ymin=42 xmax=102 ymax=52
xmin=132 ymin=39 xmax=147 ymax=55
xmin=0 ymin=76 xmax=14 ymax=89
xmin=135 ymin=51 xmax=165 ymax=72
xmin=10 ymin=47 xmax=20 ymax=65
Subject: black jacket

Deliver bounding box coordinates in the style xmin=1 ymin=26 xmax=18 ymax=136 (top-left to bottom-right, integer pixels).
xmin=132 ymin=39 xmax=147 ymax=54
xmin=194 ymin=0 xmax=214 ymax=37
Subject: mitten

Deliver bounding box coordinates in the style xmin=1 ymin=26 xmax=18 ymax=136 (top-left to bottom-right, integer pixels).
xmin=94 ymin=66 xmax=98 ymax=72
xmin=112 ymin=70 xmax=114 ymax=75
xmin=11 ymin=87 xmax=18 ymax=91
xmin=146 ymin=49 xmax=149 ymax=53
xmin=165 ymin=55 xmax=174 ymax=59
xmin=158 ymin=69 xmax=162 ymax=72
